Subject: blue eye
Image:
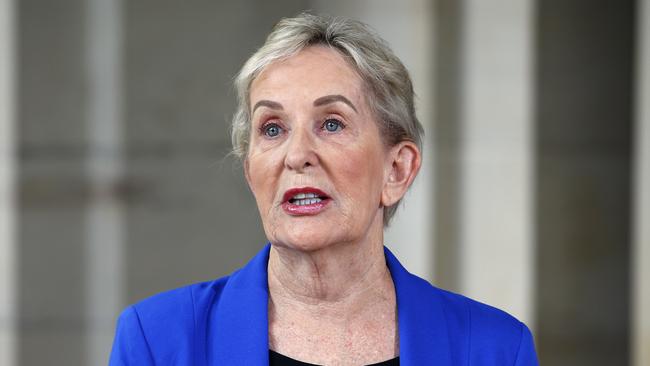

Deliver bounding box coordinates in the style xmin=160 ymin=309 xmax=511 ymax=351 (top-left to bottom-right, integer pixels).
xmin=262 ymin=123 xmax=282 ymax=137
xmin=323 ymin=118 xmax=344 ymax=132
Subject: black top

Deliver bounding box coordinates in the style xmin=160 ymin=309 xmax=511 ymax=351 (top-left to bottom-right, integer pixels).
xmin=269 ymin=350 xmax=400 ymax=366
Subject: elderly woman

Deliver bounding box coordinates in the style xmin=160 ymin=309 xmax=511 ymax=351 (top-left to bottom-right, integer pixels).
xmin=110 ymin=13 xmax=538 ymax=366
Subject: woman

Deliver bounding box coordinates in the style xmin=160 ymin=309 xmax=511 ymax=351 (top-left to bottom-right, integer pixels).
xmin=110 ymin=13 xmax=538 ymax=366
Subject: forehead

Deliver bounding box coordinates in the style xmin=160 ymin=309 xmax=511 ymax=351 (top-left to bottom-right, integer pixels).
xmin=250 ymin=46 xmax=365 ymax=104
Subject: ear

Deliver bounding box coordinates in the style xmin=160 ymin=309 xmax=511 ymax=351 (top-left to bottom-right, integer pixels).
xmin=381 ymin=141 xmax=421 ymax=207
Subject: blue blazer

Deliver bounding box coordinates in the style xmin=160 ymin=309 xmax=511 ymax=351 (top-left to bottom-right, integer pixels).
xmin=110 ymin=244 xmax=538 ymax=365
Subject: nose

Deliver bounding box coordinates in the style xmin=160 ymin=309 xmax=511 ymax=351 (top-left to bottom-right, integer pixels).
xmin=284 ymin=125 xmax=319 ymax=172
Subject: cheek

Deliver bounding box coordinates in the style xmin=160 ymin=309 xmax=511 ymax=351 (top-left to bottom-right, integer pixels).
xmin=247 ymin=154 xmax=280 ymax=204
xmin=334 ymin=145 xmax=386 ymax=207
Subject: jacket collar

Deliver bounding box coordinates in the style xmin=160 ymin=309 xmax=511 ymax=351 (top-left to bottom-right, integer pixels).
xmin=211 ymin=244 xmax=452 ymax=365
xmin=384 ymin=247 xmax=453 ymax=365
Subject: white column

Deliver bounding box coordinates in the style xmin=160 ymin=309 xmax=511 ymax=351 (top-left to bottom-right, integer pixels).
xmin=633 ymin=0 xmax=650 ymax=364
xmin=0 ymin=0 xmax=16 ymax=365
xmin=84 ymin=0 xmax=125 ymax=364
xmin=458 ymin=0 xmax=535 ymax=324
xmin=310 ymin=0 xmax=436 ymax=281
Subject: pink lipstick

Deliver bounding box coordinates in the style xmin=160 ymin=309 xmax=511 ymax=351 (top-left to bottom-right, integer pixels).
xmin=282 ymin=187 xmax=331 ymax=215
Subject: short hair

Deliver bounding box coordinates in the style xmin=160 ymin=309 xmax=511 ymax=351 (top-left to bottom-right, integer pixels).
xmin=231 ymin=12 xmax=424 ymax=225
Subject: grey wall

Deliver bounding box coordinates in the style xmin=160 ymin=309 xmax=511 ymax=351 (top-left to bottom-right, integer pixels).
xmin=0 ymin=0 xmax=16 ymax=363
xmin=634 ymin=1 xmax=650 ymax=364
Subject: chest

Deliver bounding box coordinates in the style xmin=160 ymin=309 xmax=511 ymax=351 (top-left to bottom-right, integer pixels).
xmin=268 ymin=305 xmax=398 ymax=365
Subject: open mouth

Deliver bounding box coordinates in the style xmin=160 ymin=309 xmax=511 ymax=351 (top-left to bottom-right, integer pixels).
xmin=282 ymin=187 xmax=331 ymax=215
xmin=288 ymin=192 xmax=327 ymax=206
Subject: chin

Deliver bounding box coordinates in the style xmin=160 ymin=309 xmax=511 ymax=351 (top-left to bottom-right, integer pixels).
xmin=271 ymin=225 xmax=347 ymax=253
xmin=275 ymin=234 xmax=333 ymax=253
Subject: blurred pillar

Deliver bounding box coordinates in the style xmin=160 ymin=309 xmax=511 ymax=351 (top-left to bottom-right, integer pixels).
xmin=633 ymin=0 xmax=650 ymax=364
xmin=455 ymin=0 xmax=535 ymax=324
xmin=84 ymin=0 xmax=124 ymax=364
xmin=18 ymin=1 xmax=89 ymax=364
xmin=0 ymin=0 xmax=16 ymax=365
xmin=536 ymin=1 xmax=635 ymax=365
xmin=433 ymin=0 xmax=464 ymax=293
xmin=311 ymin=0 xmax=436 ymax=281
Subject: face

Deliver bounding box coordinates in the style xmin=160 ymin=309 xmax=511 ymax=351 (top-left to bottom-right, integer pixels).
xmin=245 ymin=46 xmax=393 ymax=252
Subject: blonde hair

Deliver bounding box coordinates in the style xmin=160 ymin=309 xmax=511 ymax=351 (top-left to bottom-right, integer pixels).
xmin=232 ymin=13 xmax=423 ymax=225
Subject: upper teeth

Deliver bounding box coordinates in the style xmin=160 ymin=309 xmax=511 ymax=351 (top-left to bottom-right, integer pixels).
xmin=293 ymin=193 xmax=318 ymax=200
xmin=291 ymin=192 xmax=323 ymax=206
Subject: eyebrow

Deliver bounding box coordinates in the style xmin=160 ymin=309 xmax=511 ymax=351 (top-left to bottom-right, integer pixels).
xmin=313 ymin=94 xmax=358 ymax=113
xmin=251 ymin=94 xmax=358 ymax=115
xmin=252 ymin=100 xmax=283 ymax=114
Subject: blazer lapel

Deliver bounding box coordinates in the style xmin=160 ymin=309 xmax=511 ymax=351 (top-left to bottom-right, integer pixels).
xmin=384 ymin=247 xmax=453 ymax=366
xmin=210 ymin=244 xmax=271 ymax=365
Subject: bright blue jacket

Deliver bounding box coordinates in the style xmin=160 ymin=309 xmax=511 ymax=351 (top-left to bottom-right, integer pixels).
xmin=109 ymin=244 xmax=538 ymax=365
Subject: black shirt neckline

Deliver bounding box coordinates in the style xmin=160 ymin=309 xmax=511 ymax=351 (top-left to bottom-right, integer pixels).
xmin=269 ymin=350 xmax=400 ymax=366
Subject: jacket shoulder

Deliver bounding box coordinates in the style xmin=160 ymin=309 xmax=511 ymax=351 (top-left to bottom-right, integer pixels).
xmin=109 ymin=275 xmax=231 ymax=365
xmin=437 ymin=287 xmax=523 ymax=339
xmin=433 ymin=285 xmax=538 ymax=365
xmin=132 ymin=276 xmax=229 ymax=324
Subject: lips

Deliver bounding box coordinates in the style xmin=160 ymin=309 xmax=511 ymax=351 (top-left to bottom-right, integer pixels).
xmin=282 ymin=187 xmax=331 ymax=215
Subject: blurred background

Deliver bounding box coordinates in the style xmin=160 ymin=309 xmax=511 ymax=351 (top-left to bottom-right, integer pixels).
xmin=0 ymin=0 xmax=649 ymax=365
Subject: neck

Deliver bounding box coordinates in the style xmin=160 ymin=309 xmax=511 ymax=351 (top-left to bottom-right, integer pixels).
xmin=266 ymin=222 xmax=400 ymax=361
xmin=267 ymin=226 xmax=393 ymax=311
